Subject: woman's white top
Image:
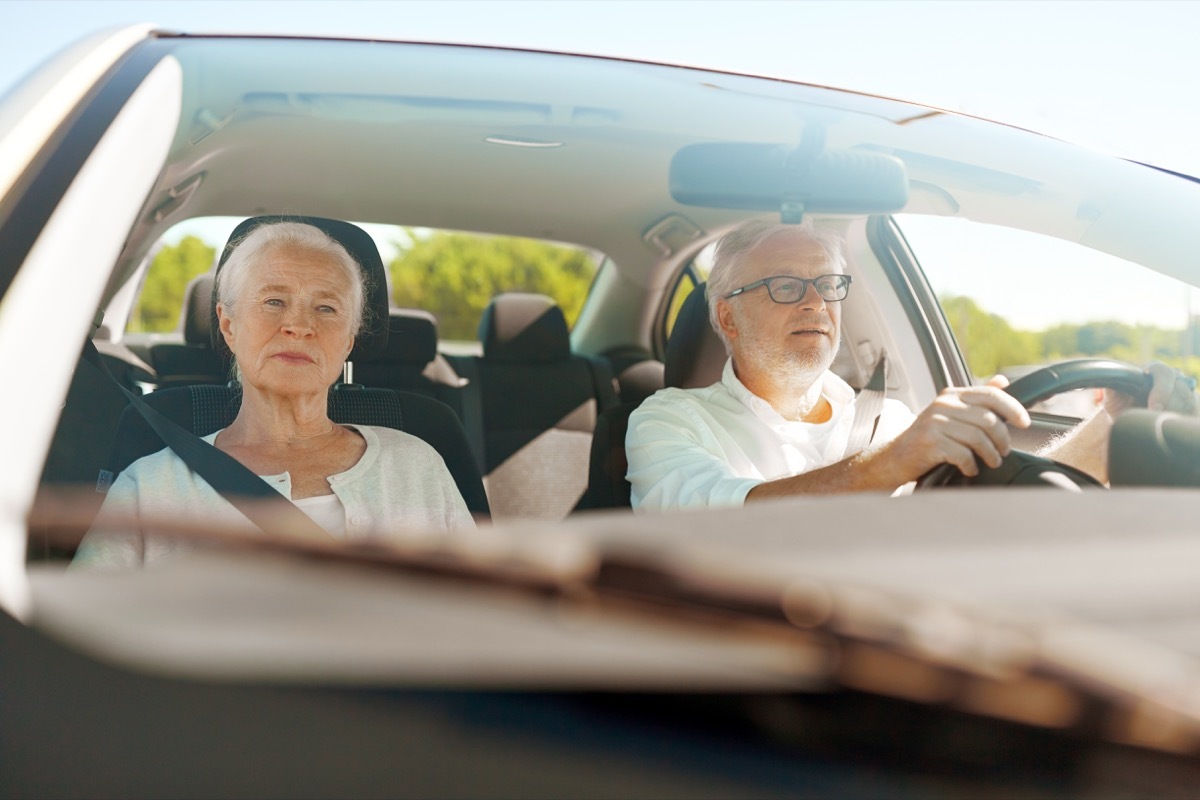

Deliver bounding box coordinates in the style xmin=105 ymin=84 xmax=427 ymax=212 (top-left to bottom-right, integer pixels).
xmin=75 ymin=424 xmax=475 ymax=568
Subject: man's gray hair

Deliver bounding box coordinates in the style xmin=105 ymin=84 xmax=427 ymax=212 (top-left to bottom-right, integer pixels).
xmin=706 ymin=219 xmax=846 ymax=351
xmin=218 ymin=221 xmax=367 ymax=340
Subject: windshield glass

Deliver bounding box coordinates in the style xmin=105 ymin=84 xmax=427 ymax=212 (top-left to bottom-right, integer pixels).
xmin=898 ymin=213 xmax=1200 ymax=415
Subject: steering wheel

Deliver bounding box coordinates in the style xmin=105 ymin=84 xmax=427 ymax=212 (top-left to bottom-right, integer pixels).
xmin=915 ymin=359 xmax=1151 ymax=489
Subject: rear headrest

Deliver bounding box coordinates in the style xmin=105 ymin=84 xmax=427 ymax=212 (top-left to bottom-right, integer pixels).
xmin=479 ymin=293 xmax=571 ymax=364
xmin=366 ymin=308 xmax=438 ymax=366
xmin=210 ymin=216 xmax=390 ymax=363
xmin=664 ymin=283 xmax=727 ymax=389
xmin=181 ymin=273 xmax=214 ymax=345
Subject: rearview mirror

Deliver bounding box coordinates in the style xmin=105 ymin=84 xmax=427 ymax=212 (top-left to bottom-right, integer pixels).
xmin=669 ymin=143 xmax=909 ymax=221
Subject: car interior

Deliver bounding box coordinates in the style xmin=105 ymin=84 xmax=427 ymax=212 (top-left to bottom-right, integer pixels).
xmin=25 ymin=33 xmax=1200 ymax=563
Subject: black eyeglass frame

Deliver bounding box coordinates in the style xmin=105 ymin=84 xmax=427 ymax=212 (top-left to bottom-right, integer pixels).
xmin=723 ymin=274 xmax=853 ymax=304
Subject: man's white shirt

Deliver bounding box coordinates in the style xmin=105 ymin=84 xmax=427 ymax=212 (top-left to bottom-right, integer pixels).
xmin=626 ymin=359 xmax=915 ymax=511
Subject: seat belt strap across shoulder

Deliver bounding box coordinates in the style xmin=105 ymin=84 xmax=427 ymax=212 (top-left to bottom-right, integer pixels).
xmin=83 ymin=342 xmax=332 ymax=541
xmin=846 ymin=352 xmax=887 ymax=456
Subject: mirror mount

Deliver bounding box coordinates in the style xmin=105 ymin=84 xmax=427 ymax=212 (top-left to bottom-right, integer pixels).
xmin=780 ymin=197 xmax=805 ymax=224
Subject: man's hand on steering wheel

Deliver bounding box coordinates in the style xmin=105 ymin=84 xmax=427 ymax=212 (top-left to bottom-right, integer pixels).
xmin=913 ymin=359 xmax=1198 ymax=489
xmin=879 ymin=375 xmax=1031 ymax=482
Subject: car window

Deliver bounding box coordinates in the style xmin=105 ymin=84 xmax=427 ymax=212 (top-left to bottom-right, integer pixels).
xmin=896 ymin=214 xmax=1200 ymax=416
xmin=125 ymin=235 xmax=217 ymax=334
xmin=662 ymin=242 xmax=714 ymax=344
xmin=388 ymin=228 xmax=600 ymax=347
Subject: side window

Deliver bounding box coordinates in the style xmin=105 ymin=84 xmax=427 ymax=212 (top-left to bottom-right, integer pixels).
xmin=123 ymin=216 xmax=243 ymax=338
xmin=896 ymin=214 xmax=1200 ymax=416
xmin=661 ymin=242 xmax=715 ymax=346
xmin=126 ymin=235 xmax=217 ymax=334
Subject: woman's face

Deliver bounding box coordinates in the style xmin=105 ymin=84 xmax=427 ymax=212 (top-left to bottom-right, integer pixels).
xmin=217 ymin=244 xmax=356 ymax=398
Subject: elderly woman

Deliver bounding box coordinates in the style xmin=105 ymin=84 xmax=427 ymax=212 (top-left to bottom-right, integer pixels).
xmin=76 ymin=221 xmax=474 ymax=567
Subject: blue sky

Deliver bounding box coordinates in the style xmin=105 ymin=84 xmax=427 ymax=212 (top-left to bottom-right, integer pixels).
xmin=4 ymin=0 xmax=1199 ymax=175
xmin=3 ymin=0 xmax=1198 ymax=329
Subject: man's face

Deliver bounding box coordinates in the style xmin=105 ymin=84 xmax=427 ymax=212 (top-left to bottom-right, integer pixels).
xmin=717 ymin=230 xmax=843 ymax=386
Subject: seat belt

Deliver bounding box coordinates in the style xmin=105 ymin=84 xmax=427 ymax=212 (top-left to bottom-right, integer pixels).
xmin=585 ymin=355 xmax=618 ymax=412
xmin=846 ymin=352 xmax=887 ymax=456
xmin=83 ymin=342 xmax=332 ymax=542
xmin=450 ymin=355 xmax=488 ymax=474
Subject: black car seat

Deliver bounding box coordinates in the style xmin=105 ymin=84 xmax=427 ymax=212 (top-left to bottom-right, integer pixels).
xmin=148 ymin=273 xmax=227 ymax=389
xmin=450 ymin=292 xmax=617 ymax=521
xmin=354 ymin=308 xmax=467 ymax=409
xmin=107 ymin=215 xmax=489 ymax=517
xmin=576 ymin=282 xmax=724 ymax=511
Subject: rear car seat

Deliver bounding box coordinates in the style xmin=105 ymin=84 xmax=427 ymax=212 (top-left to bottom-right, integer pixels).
xmin=354 ymin=308 xmax=467 ymax=410
xmin=576 ymin=281 xmax=723 ymax=511
xmin=148 ymin=273 xmax=227 ymax=389
xmin=450 ymin=292 xmax=617 ymax=521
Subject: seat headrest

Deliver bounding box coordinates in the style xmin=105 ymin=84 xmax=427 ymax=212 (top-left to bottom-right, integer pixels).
xmin=209 ymin=216 xmax=390 ymax=363
xmin=181 ymin=273 xmax=214 ymax=345
xmin=479 ymin=293 xmax=571 ymax=364
xmin=365 ymin=308 xmax=438 ymax=366
xmin=664 ymin=282 xmax=727 ymax=389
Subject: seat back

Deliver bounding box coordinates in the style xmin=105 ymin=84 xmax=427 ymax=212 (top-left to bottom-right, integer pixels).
xmin=149 ymin=273 xmax=227 ymax=389
xmin=577 ymin=282 xmax=723 ymax=511
xmin=354 ymin=308 xmax=467 ymax=409
xmin=456 ymin=292 xmax=616 ymax=521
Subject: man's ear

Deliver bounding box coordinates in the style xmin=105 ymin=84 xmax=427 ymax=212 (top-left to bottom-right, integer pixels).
xmin=216 ymin=304 xmax=236 ymax=351
xmin=716 ymin=298 xmax=739 ymax=342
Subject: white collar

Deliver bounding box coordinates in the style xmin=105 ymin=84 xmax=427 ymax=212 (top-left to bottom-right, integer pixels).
xmin=720 ymin=358 xmax=854 ymax=425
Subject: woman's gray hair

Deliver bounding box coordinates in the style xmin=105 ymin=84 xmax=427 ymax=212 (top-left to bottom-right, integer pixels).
xmin=706 ymin=219 xmax=846 ymax=351
xmin=218 ymin=221 xmax=366 ymax=339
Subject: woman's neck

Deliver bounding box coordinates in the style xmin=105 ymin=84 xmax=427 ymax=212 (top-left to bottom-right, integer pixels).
xmin=222 ymin=385 xmax=337 ymax=447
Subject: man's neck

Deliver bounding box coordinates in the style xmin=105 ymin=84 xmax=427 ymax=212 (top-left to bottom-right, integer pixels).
xmin=733 ymin=361 xmax=828 ymax=422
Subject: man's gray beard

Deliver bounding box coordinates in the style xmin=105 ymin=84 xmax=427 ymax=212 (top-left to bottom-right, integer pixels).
xmin=744 ymin=327 xmax=839 ymax=395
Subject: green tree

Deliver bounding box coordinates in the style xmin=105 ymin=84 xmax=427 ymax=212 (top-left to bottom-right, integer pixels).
xmin=939 ymin=294 xmax=1040 ymax=376
xmin=388 ymin=230 xmax=597 ymax=340
xmin=941 ymin=296 xmax=1199 ymax=383
xmin=128 ymin=236 xmax=215 ymax=332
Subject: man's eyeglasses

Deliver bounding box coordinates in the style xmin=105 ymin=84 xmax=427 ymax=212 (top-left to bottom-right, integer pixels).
xmin=724 ymin=274 xmax=852 ymax=304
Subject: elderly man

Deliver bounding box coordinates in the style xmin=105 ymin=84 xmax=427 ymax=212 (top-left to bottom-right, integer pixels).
xmin=626 ymin=219 xmax=1194 ymax=511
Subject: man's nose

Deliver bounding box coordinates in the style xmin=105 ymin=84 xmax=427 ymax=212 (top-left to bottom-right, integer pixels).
xmin=796 ymin=282 xmax=827 ymax=311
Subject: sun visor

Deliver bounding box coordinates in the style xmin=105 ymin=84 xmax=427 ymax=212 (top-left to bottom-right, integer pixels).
xmin=669 ymin=143 xmax=909 ymax=222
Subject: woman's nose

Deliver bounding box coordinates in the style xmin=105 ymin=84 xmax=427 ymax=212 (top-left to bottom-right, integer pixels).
xmin=282 ymin=305 xmax=315 ymax=335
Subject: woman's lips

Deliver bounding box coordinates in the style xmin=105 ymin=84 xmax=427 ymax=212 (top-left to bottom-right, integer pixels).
xmin=271 ymin=351 xmax=315 ymax=363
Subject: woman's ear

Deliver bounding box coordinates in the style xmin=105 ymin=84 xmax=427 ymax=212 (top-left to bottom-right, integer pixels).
xmin=216 ymin=304 xmax=235 ymax=352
